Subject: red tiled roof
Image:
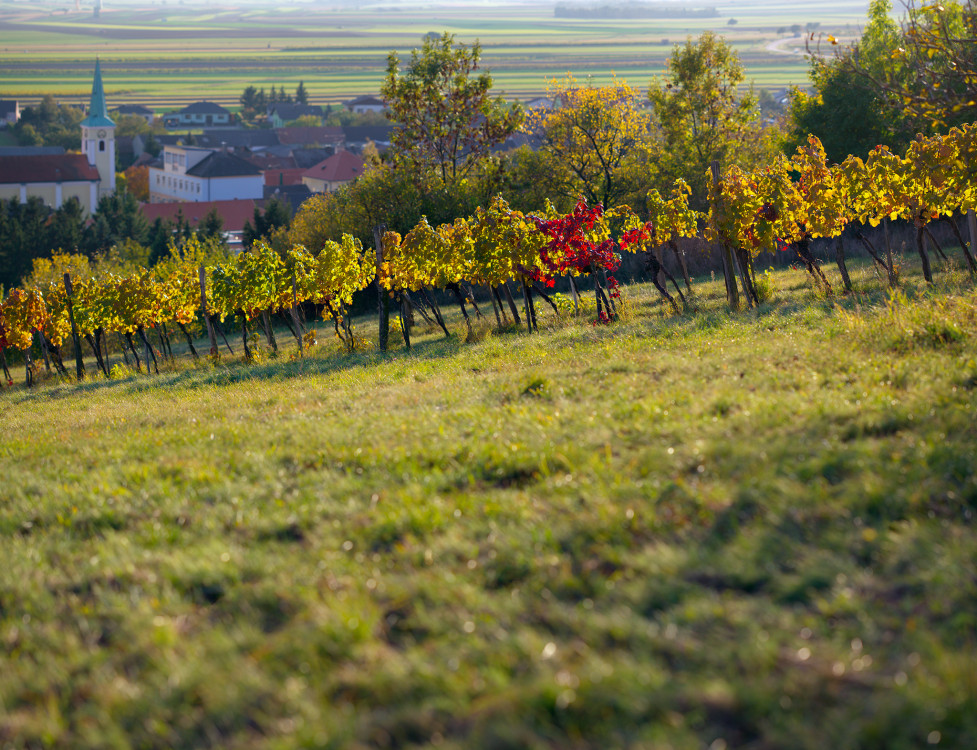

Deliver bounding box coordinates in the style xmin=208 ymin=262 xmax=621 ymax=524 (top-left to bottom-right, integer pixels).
xmin=275 ymin=126 xmax=344 ymax=146
xmin=302 ymin=151 xmax=365 ymax=183
xmin=0 ymin=154 xmax=100 ymax=184
xmin=141 ymin=199 xmax=257 ymax=233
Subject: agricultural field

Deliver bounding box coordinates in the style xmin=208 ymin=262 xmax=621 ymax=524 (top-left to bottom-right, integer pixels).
xmin=0 ymin=0 xmax=871 ymax=109
xmin=1 ymin=258 xmax=976 ymax=748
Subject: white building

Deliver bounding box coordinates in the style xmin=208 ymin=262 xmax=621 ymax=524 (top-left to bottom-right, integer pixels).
xmin=148 ymin=145 xmax=263 ymax=203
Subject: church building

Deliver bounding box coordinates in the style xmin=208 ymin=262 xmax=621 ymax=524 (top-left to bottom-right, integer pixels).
xmin=0 ymin=60 xmax=114 ymax=215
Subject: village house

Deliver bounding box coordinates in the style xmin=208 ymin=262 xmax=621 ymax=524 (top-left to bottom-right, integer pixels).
xmin=148 ymin=144 xmax=263 ymax=203
xmin=163 ymin=102 xmax=233 ymax=130
xmin=301 ymin=150 xmax=365 ymax=194
xmin=344 ymin=95 xmax=386 ymax=114
xmin=0 ymin=100 xmax=19 ymax=128
xmin=266 ymin=104 xmax=325 ymax=129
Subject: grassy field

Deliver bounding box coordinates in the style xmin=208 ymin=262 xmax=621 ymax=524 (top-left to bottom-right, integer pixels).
xmin=1 ymin=257 xmax=976 ymax=748
xmin=0 ymin=0 xmax=870 ymax=108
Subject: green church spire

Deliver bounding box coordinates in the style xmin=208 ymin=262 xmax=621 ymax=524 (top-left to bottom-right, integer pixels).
xmin=80 ymin=59 xmax=114 ymax=128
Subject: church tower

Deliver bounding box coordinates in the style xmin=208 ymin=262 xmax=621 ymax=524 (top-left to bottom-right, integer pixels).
xmin=80 ymin=59 xmax=115 ymax=197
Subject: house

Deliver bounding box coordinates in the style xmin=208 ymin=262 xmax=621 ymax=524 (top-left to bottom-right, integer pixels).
xmin=163 ymin=102 xmax=233 ymax=130
xmin=141 ymin=199 xmax=258 ymax=251
xmin=267 ymin=104 xmax=325 ymax=128
xmin=0 ymin=100 xmax=19 ymax=128
xmin=111 ymin=104 xmax=155 ymax=125
xmin=301 ymin=150 xmax=365 ymax=193
xmin=0 ymin=154 xmax=101 ymax=215
xmin=344 ymin=95 xmax=387 ymax=114
xmin=275 ymin=126 xmax=345 ymax=149
xmin=148 ymin=145 xmax=263 ymax=203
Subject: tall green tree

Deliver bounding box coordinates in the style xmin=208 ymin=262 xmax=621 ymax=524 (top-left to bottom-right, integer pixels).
xmin=789 ymin=0 xmax=908 ymax=161
xmin=381 ymin=32 xmax=523 ymax=184
xmin=243 ymin=197 xmax=291 ymax=248
xmin=295 ymin=81 xmax=309 ymax=105
xmin=648 ymin=32 xmax=777 ymax=207
xmin=83 ymin=190 xmax=150 ymax=255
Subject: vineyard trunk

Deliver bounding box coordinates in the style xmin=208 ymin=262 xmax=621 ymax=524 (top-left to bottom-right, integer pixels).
xmin=212 ymin=317 xmax=235 ymax=355
xmin=124 ymin=332 xmax=142 ymax=372
xmin=85 ymin=333 xmax=107 ymax=376
xmin=945 ymin=216 xmax=977 ymax=276
xmin=118 ymin=332 xmax=131 ymax=368
xmin=240 ymin=314 xmax=251 ymax=362
xmin=176 ymin=322 xmax=200 ymax=360
xmin=668 ymin=239 xmax=694 ymax=293
xmin=501 ymin=283 xmax=521 ymax=325
xmin=63 ymin=273 xmax=85 ymax=379
xmin=262 ymin=309 xmax=278 ymax=354
xmin=835 ymin=236 xmax=853 ymax=292
xmin=923 ymin=228 xmax=948 ymax=262
xmin=883 ymin=219 xmax=897 ymax=285
xmin=137 ymin=326 xmax=159 ymax=375
xmin=969 ymin=211 xmax=977 ymax=270
xmin=199 ymin=266 xmax=219 ymax=359
xmin=36 ymin=331 xmax=51 ymax=372
xmin=488 ymin=286 xmax=503 ymax=327
xmin=567 ymin=275 xmax=580 ymax=315
xmin=0 ymin=347 xmax=11 ymax=384
xmin=290 ymin=271 xmax=303 ymax=357
xmin=374 ymin=226 xmax=390 ymax=353
xmin=400 ymin=294 xmax=411 ymax=350
xmin=915 ymin=227 xmax=934 ymax=283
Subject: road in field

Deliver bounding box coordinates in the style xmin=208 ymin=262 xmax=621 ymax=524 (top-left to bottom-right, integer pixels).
xmin=0 ymin=0 xmax=872 ymax=108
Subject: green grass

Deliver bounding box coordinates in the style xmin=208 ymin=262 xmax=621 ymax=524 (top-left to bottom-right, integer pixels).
xmin=1 ymin=258 xmax=976 ymax=748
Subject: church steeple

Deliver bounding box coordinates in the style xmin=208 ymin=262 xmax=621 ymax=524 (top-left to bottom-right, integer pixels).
xmin=81 ymin=59 xmax=115 ymax=196
xmin=81 ymin=59 xmax=114 ymax=129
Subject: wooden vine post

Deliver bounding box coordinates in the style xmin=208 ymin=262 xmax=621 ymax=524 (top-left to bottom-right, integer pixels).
xmin=63 ymin=273 xmax=85 ymax=379
xmin=373 ymin=224 xmax=389 ymax=352
xmin=199 ymin=266 xmax=219 ymax=358
xmin=710 ymin=160 xmax=740 ymax=311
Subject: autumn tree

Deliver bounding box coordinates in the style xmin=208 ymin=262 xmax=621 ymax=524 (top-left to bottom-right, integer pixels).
xmin=381 ymin=32 xmax=523 ymax=184
xmin=522 ymin=77 xmax=651 ymax=209
xmin=124 ymin=164 xmax=150 ymax=202
xmin=648 ymin=32 xmax=778 ymax=207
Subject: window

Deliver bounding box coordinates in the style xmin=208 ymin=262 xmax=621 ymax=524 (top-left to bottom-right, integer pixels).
xmin=98 ymin=140 xmax=105 ymax=152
